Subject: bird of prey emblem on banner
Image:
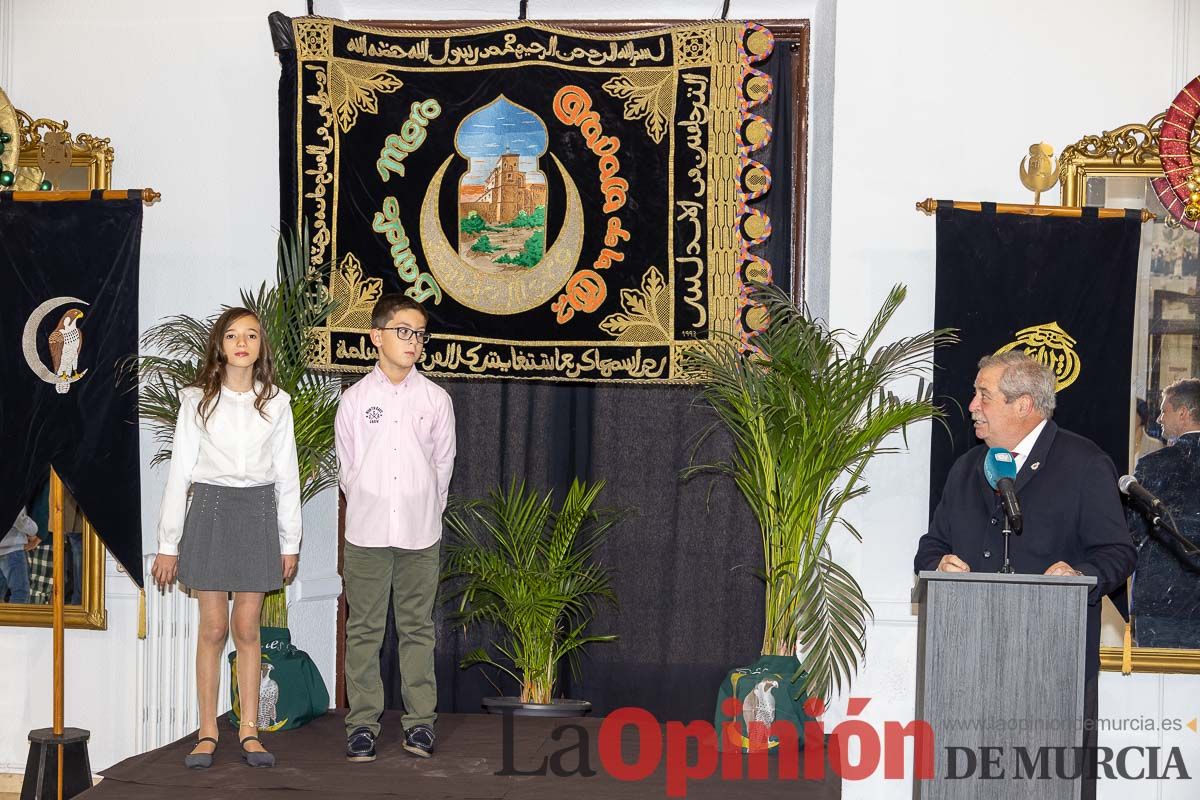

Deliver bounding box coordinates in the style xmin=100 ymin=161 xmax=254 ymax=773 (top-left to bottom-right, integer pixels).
xmin=22 ymin=297 xmax=89 ymax=394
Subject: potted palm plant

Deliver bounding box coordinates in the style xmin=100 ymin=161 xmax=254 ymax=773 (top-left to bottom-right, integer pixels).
xmin=132 ymin=229 xmax=339 ymax=625
xmin=685 ymin=282 xmax=953 ymax=742
xmin=442 ymin=477 xmax=619 ymax=717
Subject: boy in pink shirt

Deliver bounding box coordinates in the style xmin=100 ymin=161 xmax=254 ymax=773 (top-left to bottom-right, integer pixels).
xmin=336 ymin=295 xmax=456 ymax=761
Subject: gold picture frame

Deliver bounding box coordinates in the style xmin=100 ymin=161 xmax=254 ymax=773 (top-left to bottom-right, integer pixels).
xmin=13 ymin=109 xmax=113 ymax=192
xmin=1059 ymin=112 xmax=1200 ymax=673
xmin=0 ymin=103 xmax=112 ymax=630
xmin=0 ymin=470 xmax=107 ymax=630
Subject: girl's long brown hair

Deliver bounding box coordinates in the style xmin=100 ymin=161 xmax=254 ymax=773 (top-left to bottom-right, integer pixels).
xmin=191 ymin=307 xmax=278 ymax=426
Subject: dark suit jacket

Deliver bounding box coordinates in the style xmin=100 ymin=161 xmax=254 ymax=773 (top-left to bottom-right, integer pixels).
xmin=1128 ymin=431 xmax=1200 ymax=646
xmin=915 ymin=421 xmax=1136 ymax=678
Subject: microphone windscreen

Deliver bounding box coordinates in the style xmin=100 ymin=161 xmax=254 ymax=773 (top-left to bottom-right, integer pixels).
xmin=983 ymin=447 xmax=1018 ymax=490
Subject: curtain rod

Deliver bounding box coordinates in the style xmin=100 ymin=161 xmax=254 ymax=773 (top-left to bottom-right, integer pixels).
xmin=2 ymin=188 xmax=161 ymax=206
xmin=915 ymin=198 xmax=1154 ymax=223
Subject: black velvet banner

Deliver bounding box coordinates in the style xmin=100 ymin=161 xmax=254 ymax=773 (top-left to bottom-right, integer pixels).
xmin=0 ymin=195 xmax=143 ymax=586
xmin=273 ymin=15 xmax=777 ymax=382
xmin=929 ymin=205 xmax=1142 ymax=514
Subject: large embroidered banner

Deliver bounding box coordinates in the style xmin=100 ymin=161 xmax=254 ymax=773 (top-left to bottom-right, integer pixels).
xmin=273 ymin=15 xmax=775 ymax=382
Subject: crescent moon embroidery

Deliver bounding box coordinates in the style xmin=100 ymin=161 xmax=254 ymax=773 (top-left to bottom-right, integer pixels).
xmin=23 ymin=296 xmax=90 ymax=393
xmin=420 ymin=153 xmax=584 ymax=315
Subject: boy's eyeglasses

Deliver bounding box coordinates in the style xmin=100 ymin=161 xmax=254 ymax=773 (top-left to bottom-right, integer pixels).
xmin=379 ymin=326 xmax=432 ymax=344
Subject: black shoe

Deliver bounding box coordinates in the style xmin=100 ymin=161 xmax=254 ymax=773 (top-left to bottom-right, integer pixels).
xmin=403 ymin=724 xmax=434 ymax=758
xmin=239 ymin=735 xmax=276 ymax=768
xmin=346 ymin=726 xmax=377 ymax=762
xmin=184 ymin=737 xmax=217 ymax=769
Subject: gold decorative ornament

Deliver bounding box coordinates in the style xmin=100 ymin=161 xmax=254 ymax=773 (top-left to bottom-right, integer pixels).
xmin=5 ymin=107 xmax=114 ymax=192
xmin=602 ymin=70 xmax=675 ymax=144
xmin=745 ymin=29 xmax=772 ymax=58
xmin=1018 ymin=142 xmax=1058 ymax=204
xmin=324 ymin=59 xmax=404 ymax=134
xmin=994 ymin=321 xmax=1081 ymax=392
xmin=744 ymin=74 xmax=770 ymax=103
xmin=0 ymin=86 xmax=17 ymax=184
xmin=598 ymin=266 xmax=672 ymax=343
xmin=743 ymin=164 xmax=770 ymax=195
xmin=744 ymin=119 xmax=769 ymax=148
xmin=744 ymin=304 xmax=769 ymax=332
xmin=1058 ymin=111 xmax=1200 ymax=229
xmin=328 ymin=251 xmax=383 ymax=328
xmin=742 ymin=212 xmax=768 ymax=240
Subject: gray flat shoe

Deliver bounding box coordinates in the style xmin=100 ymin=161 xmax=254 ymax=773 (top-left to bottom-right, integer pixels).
xmin=240 ymin=735 xmax=275 ymax=768
xmin=184 ymin=737 xmax=218 ymax=769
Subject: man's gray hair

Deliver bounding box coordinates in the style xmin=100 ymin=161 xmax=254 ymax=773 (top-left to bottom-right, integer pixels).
xmin=1163 ymin=378 xmax=1200 ymax=421
xmin=977 ymin=352 xmax=1057 ymax=418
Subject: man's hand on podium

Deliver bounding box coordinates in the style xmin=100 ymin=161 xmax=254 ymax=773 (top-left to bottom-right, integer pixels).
xmin=1044 ymin=560 xmax=1084 ymax=577
xmin=937 ymin=554 xmax=971 ymax=572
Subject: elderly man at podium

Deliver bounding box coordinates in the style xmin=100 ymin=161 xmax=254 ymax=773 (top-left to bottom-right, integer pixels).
xmin=914 ymin=351 xmax=1135 ymax=799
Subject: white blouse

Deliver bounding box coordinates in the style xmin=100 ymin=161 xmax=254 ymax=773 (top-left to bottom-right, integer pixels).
xmin=156 ymin=384 xmax=303 ymax=556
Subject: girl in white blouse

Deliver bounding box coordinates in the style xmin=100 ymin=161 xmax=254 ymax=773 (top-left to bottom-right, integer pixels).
xmin=150 ymin=307 xmax=302 ymax=769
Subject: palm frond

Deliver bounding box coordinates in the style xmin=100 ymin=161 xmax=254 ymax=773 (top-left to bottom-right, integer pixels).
xmin=443 ymin=479 xmax=622 ymax=704
xmin=683 ymin=281 xmax=957 ymax=701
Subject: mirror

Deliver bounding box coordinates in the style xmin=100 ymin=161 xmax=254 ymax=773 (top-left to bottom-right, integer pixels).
xmin=1059 ymin=113 xmax=1200 ymax=672
xmin=0 ymin=99 xmax=112 ymax=630
xmin=0 ymin=470 xmax=106 ymax=629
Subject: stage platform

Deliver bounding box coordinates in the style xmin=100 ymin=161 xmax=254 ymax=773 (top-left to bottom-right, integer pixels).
xmin=85 ymin=710 xmax=840 ymax=799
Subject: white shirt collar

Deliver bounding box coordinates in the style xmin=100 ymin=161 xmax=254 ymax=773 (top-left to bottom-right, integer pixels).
xmin=371 ymin=364 xmax=420 ymax=388
xmin=1011 ymin=418 xmax=1047 ymax=473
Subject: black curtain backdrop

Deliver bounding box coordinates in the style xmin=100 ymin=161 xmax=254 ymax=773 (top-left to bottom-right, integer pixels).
xmin=929 ymin=204 xmax=1142 ymax=517
xmin=380 ymin=383 xmax=766 ymax=723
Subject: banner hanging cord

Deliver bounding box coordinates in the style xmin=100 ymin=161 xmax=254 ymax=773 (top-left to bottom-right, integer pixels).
xmin=519 ymin=0 xmax=528 ymax=20
xmin=721 ymin=0 xmax=731 ymax=19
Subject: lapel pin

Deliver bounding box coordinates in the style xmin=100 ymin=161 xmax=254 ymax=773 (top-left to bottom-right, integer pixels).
xmin=1030 ymin=462 xmax=1040 ymax=471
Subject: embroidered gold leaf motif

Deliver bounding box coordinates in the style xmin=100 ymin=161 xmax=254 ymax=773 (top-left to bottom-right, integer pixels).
xmin=329 ymin=252 xmax=383 ymax=327
xmin=994 ymin=321 xmax=1081 ymax=392
xmin=327 ymin=59 xmax=404 ymax=133
xmin=600 ymin=266 xmax=671 ymax=342
xmin=602 ymin=70 xmax=675 ymax=144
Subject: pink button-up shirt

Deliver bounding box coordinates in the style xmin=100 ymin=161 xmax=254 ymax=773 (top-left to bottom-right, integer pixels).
xmin=335 ymin=366 xmax=456 ymax=549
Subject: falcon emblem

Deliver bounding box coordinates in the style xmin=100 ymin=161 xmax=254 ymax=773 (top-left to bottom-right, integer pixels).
xmin=48 ymin=309 xmax=85 ymax=394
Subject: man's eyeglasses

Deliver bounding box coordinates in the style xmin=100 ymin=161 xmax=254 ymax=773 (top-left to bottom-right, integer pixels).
xmin=379 ymin=326 xmax=432 ymax=344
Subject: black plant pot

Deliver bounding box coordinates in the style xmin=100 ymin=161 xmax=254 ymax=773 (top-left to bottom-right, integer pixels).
xmin=481 ymin=697 xmax=592 ymax=717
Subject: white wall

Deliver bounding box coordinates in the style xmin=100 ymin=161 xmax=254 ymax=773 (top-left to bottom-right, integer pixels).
xmin=1 ymin=0 xmax=1198 ymax=795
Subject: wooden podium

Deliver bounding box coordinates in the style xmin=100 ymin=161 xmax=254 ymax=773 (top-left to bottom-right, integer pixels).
xmin=913 ymin=571 xmax=1095 ymax=800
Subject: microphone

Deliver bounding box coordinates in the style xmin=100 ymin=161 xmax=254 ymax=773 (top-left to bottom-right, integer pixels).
xmin=1120 ymin=475 xmax=1200 ymax=555
xmin=984 ymin=448 xmax=1022 ymax=532
xmin=1118 ymin=475 xmax=1167 ymax=514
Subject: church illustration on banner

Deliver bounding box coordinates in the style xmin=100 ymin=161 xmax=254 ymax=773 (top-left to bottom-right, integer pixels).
xmin=455 ymin=96 xmax=548 ymax=275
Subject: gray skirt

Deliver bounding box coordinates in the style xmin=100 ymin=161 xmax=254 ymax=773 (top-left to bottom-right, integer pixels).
xmin=178 ymin=483 xmax=282 ymax=593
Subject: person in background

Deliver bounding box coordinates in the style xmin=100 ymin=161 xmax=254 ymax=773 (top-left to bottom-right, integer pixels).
xmin=0 ymin=507 xmax=39 ymax=603
xmin=1126 ymin=378 xmax=1200 ymax=648
xmin=1133 ymin=397 xmax=1164 ymax=465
